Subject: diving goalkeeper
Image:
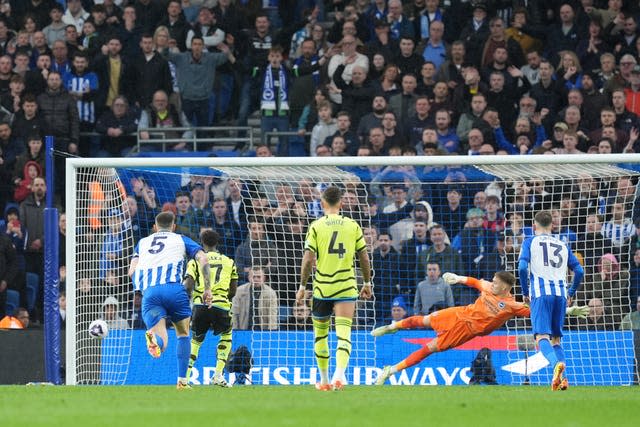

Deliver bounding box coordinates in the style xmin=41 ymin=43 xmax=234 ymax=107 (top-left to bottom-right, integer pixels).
xmin=372 ymin=271 xmax=589 ymax=385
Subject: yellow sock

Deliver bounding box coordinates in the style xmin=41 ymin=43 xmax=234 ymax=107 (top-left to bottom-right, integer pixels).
xmin=186 ymin=334 xmax=204 ymax=381
xmin=215 ymin=329 xmax=232 ymax=377
xmin=313 ymin=318 xmax=330 ymax=383
xmin=334 ymin=316 xmax=353 ymax=380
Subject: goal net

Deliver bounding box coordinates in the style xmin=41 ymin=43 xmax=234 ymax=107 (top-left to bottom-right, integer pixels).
xmin=65 ymin=156 xmax=639 ymax=386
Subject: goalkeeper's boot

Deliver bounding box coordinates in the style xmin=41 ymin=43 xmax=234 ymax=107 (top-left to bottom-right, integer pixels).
xmin=559 ymin=378 xmax=569 ymax=391
xmin=551 ymin=362 xmax=566 ymax=391
xmin=371 ymin=322 xmax=398 ymax=337
xmin=145 ymin=331 xmax=162 ymax=358
xmin=176 ymin=380 xmax=192 ymax=390
xmin=375 ymin=366 xmax=393 ymax=385
xmin=211 ymin=375 xmax=231 ymax=388
xmin=315 ymin=382 xmax=332 ymax=391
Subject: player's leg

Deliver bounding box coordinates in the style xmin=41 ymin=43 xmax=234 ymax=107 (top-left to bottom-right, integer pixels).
xmin=332 ymin=300 xmax=356 ymax=389
xmin=551 ymin=298 xmax=568 ymax=390
xmin=186 ymin=306 xmax=208 ymax=382
xmin=168 ymin=284 xmax=193 ymax=389
xmin=141 ymin=287 xmax=168 ymax=357
xmin=371 ymin=312 xmax=437 ymax=337
xmin=211 ymin=309 xmax=233 ymax=387
xmin=531 ymin=296 xmax=563 ymax=389
xmin=311 ymin=298 xmax=332 ymax=390
xmin=376 ymin=338 xmax=440 ymax=385
xmin=173 ymin=316 xmax=192 ymax=389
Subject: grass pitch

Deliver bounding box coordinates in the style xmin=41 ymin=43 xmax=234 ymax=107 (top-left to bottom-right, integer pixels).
xmin=1 ymin=385 xmax=637 ymax=427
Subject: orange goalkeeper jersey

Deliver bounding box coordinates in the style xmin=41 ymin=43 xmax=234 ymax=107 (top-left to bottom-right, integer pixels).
xmin=455 ymin=277 xmax=530 ymax=335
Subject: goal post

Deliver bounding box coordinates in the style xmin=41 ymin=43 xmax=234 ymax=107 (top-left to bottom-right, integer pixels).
xmin=65 ymin=154 xmax=640 ymax=385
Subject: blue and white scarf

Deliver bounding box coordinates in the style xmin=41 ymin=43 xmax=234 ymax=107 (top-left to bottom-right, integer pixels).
xmin=261 ymin=66 xmax=289 ymax=112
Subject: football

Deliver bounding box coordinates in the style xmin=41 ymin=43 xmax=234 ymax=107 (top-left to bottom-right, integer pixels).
xmin=89 ymin=319 xmax=109 ymax=339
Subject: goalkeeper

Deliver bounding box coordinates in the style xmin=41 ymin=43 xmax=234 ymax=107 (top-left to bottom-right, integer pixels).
xmin=184 ymin=229 xmax=238 ymax=387
xmin=372 ymin=271 xmax=589 ymax=385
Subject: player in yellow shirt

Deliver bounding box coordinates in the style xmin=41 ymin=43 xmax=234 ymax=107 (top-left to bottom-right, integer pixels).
xmin=297 ymin=186 xmax=373 ymax=391
xmin=184 ymin=229 xmax=238 ymax=387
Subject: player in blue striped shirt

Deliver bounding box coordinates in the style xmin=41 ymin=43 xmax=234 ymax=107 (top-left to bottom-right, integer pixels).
xmin=518 ymin=211 xmax=584 ymax=390
xmin=129 ymin=211 xmax=211 ymax=389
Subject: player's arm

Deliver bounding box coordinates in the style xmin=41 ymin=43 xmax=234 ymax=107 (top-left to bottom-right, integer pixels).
xmin=195 ymin=250 xmax=212 ymax=304
xmin=566 ymin=251 xmax=585 ymax=302
xmin=517 ymin=238 xmax=532 ymax=299
xmin=228 ymin=279 xmax=238 ymax=300
xmin=443 ymin=272 xmax=483 ymax=290
xmin=297 ymin=249 xmax=315 ymax=304
xmin=357 ymin=247 xmax=373 ymax=299
xmin=128 ymin=257 xmax=139 ymax=278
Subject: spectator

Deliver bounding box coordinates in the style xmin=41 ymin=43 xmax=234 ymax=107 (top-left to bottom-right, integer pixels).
xmin=37 ymin=70 xmax=79 ymax=155
xmin=459 ymin=2 xmax=490 ymax=67
xmin=327 ymin=34 xmax=369 ymax=107
xmin=394 ymin=36 xmax=423 ymax=78
xmin=620 ymin=296 xmax=640 ymax=330
xmin=234 ymin=218 xmax=280 ymax=281
xmin=19 ymin=176 xmax=45 ymax=318
xmin=0 ymin=307 xmax=29 ymax=329
xmin=64 ymin=51 xmax=98 ymax=156
xmin=284 ymin=301 xmax=313 ymax=330
xmin=390 ymin=296 xmax=409 ymax=321
xmin=419 ymin=223 xmax=464 ymax=279
xmin=0 ymin=120 xmax=23 ymax=171
xmin=158 ymin=1 xmax=189 ymax=52
xmin=258 ymin=45 xmax=292 ymax=156
xmin=62 ymin=0 xmax=90 ymax=34
xmin=173 ymin=190 xmax=203 ymax=241
xmin=128 ymin=291 xmax=144 ymax=329
xmin=94 ymin=95 xmax=138 ymax=157
xmin=232 ymin=266 xmax=279 ymax=330
xmin=0 ymin=231 xmax=18 ymax=319
xmin=129 ymin=33 xmax=173 ymax=109
xmin=356 ymin=95 xmax=387 ymax=142
xmin=309 ymin=101 xmax=337 ymax=157
xmin=569 ymin=297 xmax=615 ymax=331
xmin=414 ymin=262 xmax=454 ymax=315
xmin=421 ymin=21 xmax=446 ymax=71
xmin=403 ymin=95 xmax=433 ymax=147
xmin=58 ymin=290 xmax=66 ymax=328
xmin=372 ymin=231 xmax=402 ymax=323
xmin=165 ymin=35 xmax=234 ymax=129
xmin=42 ymin=4 xmax=66 ymax=47
xmin=50 ymin=40 xmax=71 ymax=76
xmin=138 ymin=89 xmax=193 ymax=151
xmin=24 ymin=53 xmax=50 ymax=97
xmin=208 ymin=197 xmax=242 ymax=259
xmin=101 ymin=296 xmax=128 ymax=330
xmin=93 ymin=35 xmax=130 ymax=112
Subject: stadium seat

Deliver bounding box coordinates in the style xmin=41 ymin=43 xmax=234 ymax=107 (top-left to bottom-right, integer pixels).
xmin=25 ymin=273 xmax=39 ymax=312
xmin=5 ymin=289 xmax=20 ymax=316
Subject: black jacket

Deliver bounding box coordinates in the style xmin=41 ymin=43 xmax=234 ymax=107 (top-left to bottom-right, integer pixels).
xmin=0 ymin=233 xmax=18 ymax=286
xmin=36 ymin=88 xmax=79 ymax=145
xmin=128 ymin=52 xmax=173 ymax=107
xmin=333 ymin=64 xmax=376 ymax=128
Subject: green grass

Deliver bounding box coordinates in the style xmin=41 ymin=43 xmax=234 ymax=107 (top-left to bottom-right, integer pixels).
xmin=1 ymin=385 xmax=638 ymax=427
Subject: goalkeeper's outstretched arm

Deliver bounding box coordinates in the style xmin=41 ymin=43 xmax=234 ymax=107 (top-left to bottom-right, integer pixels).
xmin=443 ymin=272 xmax=483 ymax=289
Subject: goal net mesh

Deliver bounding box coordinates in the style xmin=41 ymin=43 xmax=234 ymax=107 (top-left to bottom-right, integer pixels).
xmin=67 ymin=160 xmax=639 ymax=386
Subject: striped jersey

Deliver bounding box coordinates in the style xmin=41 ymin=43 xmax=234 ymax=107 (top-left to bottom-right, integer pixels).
xmin=63 ymin=71 xmax=99 ymax=123
xmin=185 ymin=250 xmax=238 ymax=310
xmin=518 ymin=234 xmax=580 ymax=298
xmin=601 ymin=219 xmax=636 ymax=247
xmin=132 ymin=231 xmax=202 ymax=292
xmin=304 ymin=213 xmax=366 ymax=299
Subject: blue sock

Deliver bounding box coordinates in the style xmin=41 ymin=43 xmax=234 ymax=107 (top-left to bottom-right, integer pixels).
xmin=156 ymin=335 xmax=165 ymax=353
xmin=176 ymin=336 xmax=190 ymax=379
xmin=538 ymin=338 xmax=558 ymax=366
xmin=553 ymin=344 xmax=566 ymax=364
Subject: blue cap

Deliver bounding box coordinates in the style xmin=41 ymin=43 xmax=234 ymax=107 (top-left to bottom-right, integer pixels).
xmin=392 ymin=296 xmax=407 ymax=311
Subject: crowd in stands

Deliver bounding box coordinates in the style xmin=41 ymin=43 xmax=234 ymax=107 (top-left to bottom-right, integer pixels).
xmin=1 ymin=0 xmax=640 ymax=333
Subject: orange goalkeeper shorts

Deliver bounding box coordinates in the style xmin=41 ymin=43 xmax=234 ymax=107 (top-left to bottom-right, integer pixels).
xmin=429 ymin=307 xmax=477 ymax=351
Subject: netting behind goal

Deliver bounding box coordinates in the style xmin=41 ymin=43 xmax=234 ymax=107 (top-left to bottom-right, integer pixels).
xmin=66 ymin=157 xmax=639 ymax=386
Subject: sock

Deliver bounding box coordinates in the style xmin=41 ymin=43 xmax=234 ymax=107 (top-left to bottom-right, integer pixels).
xmin=156 ymin=335 xmax=165 ymax=353
xmin=538 ymin=338 xmax=558 ymax=367
xmin=334 ymin=317 xmax=353 ymax=381
xmin=176 ymin=336 xmax=191 ymax=380
xmin=313 ymin=318 xmax=330 ymax=384
xmin=394 ymin=315 xmax=425 ymax=330
xmin=395 ymin=345 xmax=432 ymax=372
xmin=215 ymin=330 xmax=233 ymax=378
xmin=186 ymin=333 xmax=205 ymax=381
xmin=553 ymin=344 xmax=566 ymax=364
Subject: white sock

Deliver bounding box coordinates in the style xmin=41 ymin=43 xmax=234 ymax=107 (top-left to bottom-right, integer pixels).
xmin=332 ymin=368 xmax=345 ymax=383
xmin=319 ymin=368 xmax=329 ymax=384
xmin=177 ymin=377 xmax=187 ymax=384
xmin=389 ymin=366 xmax=398 ymax=374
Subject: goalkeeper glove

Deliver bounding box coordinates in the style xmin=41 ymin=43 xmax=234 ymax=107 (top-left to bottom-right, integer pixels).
xmin=443 ymin=272 xmax=463 ymax=285
xmin=566 ymin=305 xmax=589 ymax=319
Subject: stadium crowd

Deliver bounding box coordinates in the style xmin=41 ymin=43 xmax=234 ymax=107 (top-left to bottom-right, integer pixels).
xmin=0 ymin=0 xmax=640 ymax=333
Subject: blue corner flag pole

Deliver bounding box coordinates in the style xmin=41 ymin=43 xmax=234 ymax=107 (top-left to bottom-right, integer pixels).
xmin=44 ymin=135 xmax=61 ymax=384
